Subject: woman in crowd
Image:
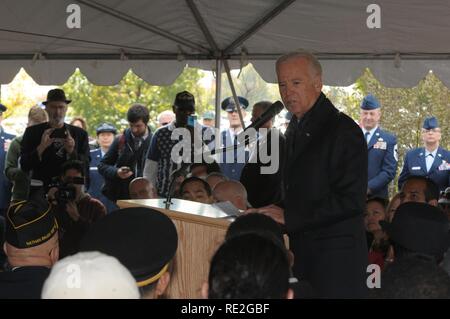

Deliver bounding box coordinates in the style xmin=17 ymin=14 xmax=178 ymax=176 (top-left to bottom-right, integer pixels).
xmin=364 ymin=196 xmax=391 ymax=270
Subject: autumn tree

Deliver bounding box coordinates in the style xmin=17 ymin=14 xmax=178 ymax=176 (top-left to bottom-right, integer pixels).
xmin=220 ymin=64 xmax=280 ymax=108
xmin=326 ymin=69 xmax=449 ymax=195
xmin=61 ymin=67 xmax=207 ymax=136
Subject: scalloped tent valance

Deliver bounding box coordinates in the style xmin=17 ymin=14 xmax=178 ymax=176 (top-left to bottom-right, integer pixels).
xmin=1 ymin=0 xmax=450 ymax=88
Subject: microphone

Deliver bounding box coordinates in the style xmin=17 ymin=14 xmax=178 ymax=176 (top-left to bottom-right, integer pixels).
xmin=236 ymin=101 xmax=284 ymax=144
xmin=170 ymin=162 xmax=191 ymax=179
xmin=165 ymin=123 xmax=204 ymax=209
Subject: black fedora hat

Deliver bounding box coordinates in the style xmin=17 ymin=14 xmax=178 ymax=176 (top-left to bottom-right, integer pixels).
xmin=43 ymin=89 xmax=71 ymax=105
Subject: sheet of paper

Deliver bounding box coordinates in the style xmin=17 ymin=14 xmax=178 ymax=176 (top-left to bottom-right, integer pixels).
xmin=212 ymin=201 xmax=242 ymax=217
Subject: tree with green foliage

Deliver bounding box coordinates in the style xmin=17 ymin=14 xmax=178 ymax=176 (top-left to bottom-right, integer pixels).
xmin=326 ymin=69 xmax=449 ymax=195
xmin=220 ymin=64 xmax=280 ymax=108
xmin=61 ymin=67 xmax=207 ymax=136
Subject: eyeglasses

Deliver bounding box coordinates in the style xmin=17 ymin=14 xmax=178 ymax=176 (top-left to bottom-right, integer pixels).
xmin=422 ymin=128 xmax=441 ymax=133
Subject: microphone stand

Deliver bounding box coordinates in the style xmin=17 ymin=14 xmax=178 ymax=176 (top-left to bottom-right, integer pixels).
xmin=163 ymin=123 xmax=261 ymax=210
xmin=164 ymin=124 xmax=199 ymax=210
xmin=164 ymin=162 xmax=190 ymax=210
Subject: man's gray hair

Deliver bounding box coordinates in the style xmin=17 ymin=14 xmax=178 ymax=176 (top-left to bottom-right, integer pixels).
xmin=157 ymin=110 xmax=175 ymax=121
xmin=276 ymin=50 xmax=322 ymax=76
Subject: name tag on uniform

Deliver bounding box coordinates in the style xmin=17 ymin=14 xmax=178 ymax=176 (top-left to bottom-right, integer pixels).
xmin=439 ymin=161 xmax=450 ymax=171
xmin=89 ymin=167 xmax=98 ymax=171
xmin=412 ymin=166 xmax=421 ymax=170
xmin=374 ymin=141 xmax=387 ymax=150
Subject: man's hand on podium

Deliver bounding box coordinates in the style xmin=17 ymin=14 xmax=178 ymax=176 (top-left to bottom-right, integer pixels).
xmin=245 ymin=204 xmax=285 ymax=225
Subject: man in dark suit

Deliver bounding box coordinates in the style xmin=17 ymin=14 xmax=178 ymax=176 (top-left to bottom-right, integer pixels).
xmin=248 ymin=51 xmax=368 ymax=298
xmin=0 ymin=104 xmax=16 ymax=216
xmin=359 ymin=94 xmax=398 ymax=198
xmin=399 ymin=116 xmax=449 ymax=192
xmin=20 ymin=89 xmax=90 ymax=190
xmin=240 ymin=101 xmax=285 ymax=208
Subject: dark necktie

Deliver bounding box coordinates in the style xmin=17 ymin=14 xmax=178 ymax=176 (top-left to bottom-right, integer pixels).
xmin=365 ymin=132 xmax=370 ymax=144
xmin=426 ymin=153 xmax=434 ymax=172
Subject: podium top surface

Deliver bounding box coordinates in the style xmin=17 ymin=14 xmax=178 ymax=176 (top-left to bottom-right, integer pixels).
xmin=117 ymin=198 xmax=232 ymax=228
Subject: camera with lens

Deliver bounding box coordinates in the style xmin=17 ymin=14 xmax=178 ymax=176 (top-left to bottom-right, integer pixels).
xmin=53 ymin=176 xmax=85 ymax=205
xmin=54 ymin=184 xmax=77 ymax=204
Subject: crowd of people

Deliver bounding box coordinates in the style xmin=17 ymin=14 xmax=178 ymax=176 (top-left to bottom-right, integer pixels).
xmin=0 ymin=50 xmax=449 ymax=299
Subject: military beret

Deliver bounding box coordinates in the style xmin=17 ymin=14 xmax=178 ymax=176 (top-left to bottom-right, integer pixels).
xmin=0 ymin=103 xmax=7 ymax=113
xmin=80 ymin=207 xmax=178 ymax=287
xmin=96 ymin=123 xmax=117 ymax=135
xmin=423 ymin=116 xmax=439 ymax=129
xmin=221 ymin=96 xmax=249 ymax=112
xmin=360 ymin=94 xmax=380 ymax=110
xmin=6 ymin=198 xmax=58 ymax=249
xmin=380 ymin=202 xmax=449 ymax=257
xmin=174 ymin=91 xmax=195 ymax=110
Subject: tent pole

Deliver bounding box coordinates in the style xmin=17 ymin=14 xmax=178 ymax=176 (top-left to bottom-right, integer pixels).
xmin=75 ymin=0 xmax=210 ymax=53
xmin=223 ymin=0 xmax=296 ymax=55
xmin=222 ymin=59 xmax=245 ymax=128
xmin=214 ymin=59 xmax=222 ymax=129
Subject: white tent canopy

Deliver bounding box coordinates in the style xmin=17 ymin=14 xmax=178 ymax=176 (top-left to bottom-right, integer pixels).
xmin=1 ymin=0 xmax=450 ymax=87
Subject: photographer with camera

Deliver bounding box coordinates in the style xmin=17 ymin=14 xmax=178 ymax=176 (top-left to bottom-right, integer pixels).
xmin=48 ymin=160 xmax=106 ymax=259
xmin=20 ymin=89 xmax=90 ymax=191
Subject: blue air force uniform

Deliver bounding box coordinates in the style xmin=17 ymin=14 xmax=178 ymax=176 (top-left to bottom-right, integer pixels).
xmin=219 ymin=96 xmax=250 ymax=181
xmin=398 ymin=117 xmax=450 ymax=192
xmin=360 ymin=95 xmax=398 ymax=198
xmin=366 ymin=128 xmax=398 ymax=198
xmin=88 ymin=123 xmax=118 ymax=213
xmin=0 ymin=104 xmax=15 ymax=215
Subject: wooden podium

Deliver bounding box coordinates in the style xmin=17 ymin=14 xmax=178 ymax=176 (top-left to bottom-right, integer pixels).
xmin=117 ymin=198 xmax=231 ymax=299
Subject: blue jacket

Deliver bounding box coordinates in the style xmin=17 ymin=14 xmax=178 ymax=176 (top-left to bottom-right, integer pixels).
xmin=0 ymin=129 xmax=16 ymax=210
xmin=366 ymin=127 xmax=398 ymax=198
xmin=398 ymin=146 xmax=450 ymax=192
xmin=88 ymin=148 xmax=118 ymax=213
xmin=219 ymin=129 xmax=249 ymax=181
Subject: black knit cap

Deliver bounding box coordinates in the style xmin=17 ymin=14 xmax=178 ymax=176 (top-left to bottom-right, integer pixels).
xmin=80 ymin=207 xmax=178 ymax=287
